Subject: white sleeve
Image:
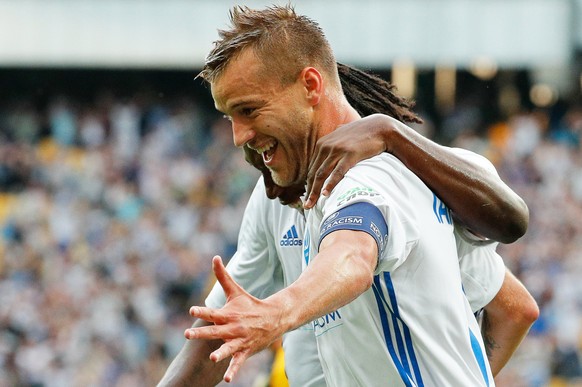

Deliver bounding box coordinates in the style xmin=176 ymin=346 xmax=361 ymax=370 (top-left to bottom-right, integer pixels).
xmin=205 ymin=177 xmax=283 ymax=308
xmin=315 ymin=157 xmax=420 ymax=274
xmin=455 ymin=224 xmax=505 ymax=313
xmin=449 ymin=147 xmax=499 ymax=177
xmin=449 ymin=148 xmax=506 ymax=311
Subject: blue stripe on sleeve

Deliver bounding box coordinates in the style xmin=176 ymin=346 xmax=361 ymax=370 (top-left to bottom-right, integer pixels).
xmin=319 ymin=201 xmax=388 ymax=256
xmin=470 ymin=329 xmax=490 ymax=386
xmin=384 ymin=272 xmax=423 ymax=385
xmin=372 ymin=277 xmax=415 ymax=387
xmin=384 ymin=274 xmax=411 ymax=376
xmin=372 ymin=274 xmax=425 ymax=386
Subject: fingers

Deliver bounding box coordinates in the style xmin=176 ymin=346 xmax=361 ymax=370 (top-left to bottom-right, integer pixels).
xmin=189 ymin=305 xmax=220 ymax=322
xmin=223 ymin=351 xmax=250 ymax=383
xmin=305 ymin=156 xmax=333 ymax=209
xmin=306 ymin=141 xmax=353 ymax=209
xmin=306 ymin=144 xmax=325 ymax=203
xmin=210 ymin=341 xmax=238 ymax=363
xmin=305 ymin=170 xmax=326 ymax=209
xmin=209 ymin=339 xmax=246 ymax=363
xmin=305 ymin=160 xmax=348 ymax=209
xmin=320 ymin=163 xmax=346 ymax=198
xmin=183 ymin=313 xmax=233 ymax=340
xmin=212 ymin=256 xmax=244 ymax=300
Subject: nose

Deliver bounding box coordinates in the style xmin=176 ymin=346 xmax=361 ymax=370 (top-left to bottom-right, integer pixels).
xmin=232 ymin=120 xmax=256 ymax=147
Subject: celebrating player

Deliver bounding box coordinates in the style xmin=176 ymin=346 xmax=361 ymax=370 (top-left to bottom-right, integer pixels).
xmin=160 ymin=5 xmax=537 ymax=386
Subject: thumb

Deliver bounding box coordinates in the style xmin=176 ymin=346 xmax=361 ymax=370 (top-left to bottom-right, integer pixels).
xmin=213 ymin=255 xmax=244 ymax=300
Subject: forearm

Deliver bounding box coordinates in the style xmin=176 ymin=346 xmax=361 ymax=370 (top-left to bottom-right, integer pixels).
xmin=158 ymin=319 xmax=228 ymax=387
xmin=267 ymin=230 xmax=376 ymax=335
xmin=481 ymin=269 xmax=539 ymax=376
xmin=181 ymin=235 xmax=376 ymax=383
xmin=377 ymin=114 xmax=528 ymax=242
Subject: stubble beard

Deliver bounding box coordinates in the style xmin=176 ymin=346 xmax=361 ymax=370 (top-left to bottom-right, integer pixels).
xmin=271 ymin=115 xmax=316 ymax=188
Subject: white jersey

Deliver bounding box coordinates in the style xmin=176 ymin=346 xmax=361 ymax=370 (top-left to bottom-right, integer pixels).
xmin=303 ymin=153 xmax=494 ymax=386
xmin=457 ymin=224 xmax=504 ymax=312
xmin=452 ymin=148 xmax=505 ymax=312
xmin=205 ymin=179 xmax=325 ymax=387
xmin=205 ymin=148 xmax=504 ymax=386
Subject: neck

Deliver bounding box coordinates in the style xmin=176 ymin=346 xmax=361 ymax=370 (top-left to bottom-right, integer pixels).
xmin=299 ymin=89 xmax=360 ymax=190
xmin=315 ymin=94 xmax=361 ymax=140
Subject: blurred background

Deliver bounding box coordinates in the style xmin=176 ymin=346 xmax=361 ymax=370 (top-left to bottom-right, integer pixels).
xmin=0 ymin=0 xmax=581 ymax=386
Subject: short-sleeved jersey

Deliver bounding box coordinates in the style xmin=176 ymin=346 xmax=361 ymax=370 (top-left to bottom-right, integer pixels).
xmin=303 ymin=153 xmax=494 ymax=386
xmin=452 ymin=148 xmax=505 ymax=312
xmin=457 ymin=224 xmax=504 ymax=312
xmin=205 ymin=148 xmax=503 ymax=386
xmin=205 ymin=179 xmax=325 ymax=387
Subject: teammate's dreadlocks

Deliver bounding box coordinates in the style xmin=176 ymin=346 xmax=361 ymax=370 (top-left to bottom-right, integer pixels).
xmin=337 ymin=62 xmax=423 ymax=125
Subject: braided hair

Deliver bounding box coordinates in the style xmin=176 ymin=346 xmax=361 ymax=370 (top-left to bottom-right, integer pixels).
xmin=338 ymin=62 xmax=422 ymax=125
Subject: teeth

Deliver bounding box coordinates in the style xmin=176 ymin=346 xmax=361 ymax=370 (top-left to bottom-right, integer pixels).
xmin=253 ymin=140 xmax=276 ymax=154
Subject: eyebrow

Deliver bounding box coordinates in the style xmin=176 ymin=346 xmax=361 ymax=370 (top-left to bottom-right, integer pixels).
xmin=215 ymin=100 xmax=245 ymax=115
xmin=230 ymin=100 xmax=251 ymax=111
xmin=226 ymin=98 xmax=265 ymax=114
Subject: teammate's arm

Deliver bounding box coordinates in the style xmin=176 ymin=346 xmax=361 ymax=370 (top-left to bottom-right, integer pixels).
xmin=482 ymin=269 xmax=539 ymax=376
xmin=157 ymin=319 xmax=228 ymax=386
xmin=305 ymin=114 xmax=528 ymax=244
xmin=303 ymin=113 xmax=537 ymax=377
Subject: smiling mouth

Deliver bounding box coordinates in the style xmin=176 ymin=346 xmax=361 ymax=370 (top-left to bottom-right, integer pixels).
xmin=253 ymin=140 xmax=278 ymax=164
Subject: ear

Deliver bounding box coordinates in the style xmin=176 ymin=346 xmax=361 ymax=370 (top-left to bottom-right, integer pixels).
xmin=299 ymin=67 xmax=323 ymax=106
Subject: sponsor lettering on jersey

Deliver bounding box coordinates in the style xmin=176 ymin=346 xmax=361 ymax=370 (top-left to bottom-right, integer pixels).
xmin=336 ymin=186 xmax=381 ymax=206
xmin=313 ymin=310 xmax=343 ymax=336
xmin=280 ymin=225 xmax=303 ymax=247
xmin=432 ymin=194 xmax=452 ymax=225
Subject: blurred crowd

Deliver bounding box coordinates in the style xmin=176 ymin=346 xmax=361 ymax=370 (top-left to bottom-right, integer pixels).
xmin=0 ymin=92 xmax=263 ymax=386
xmin=445 ymin=103 xmax=582 ymax=387
xmin=1 ymin=85 xmax=582 ymax=386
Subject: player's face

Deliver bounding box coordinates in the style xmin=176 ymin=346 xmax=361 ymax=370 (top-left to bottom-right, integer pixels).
xmin=211 ymin=49 xmax=316 ymax=187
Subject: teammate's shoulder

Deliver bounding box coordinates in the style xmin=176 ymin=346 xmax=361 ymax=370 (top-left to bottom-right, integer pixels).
xmin=449 ymin=147 xmax=498 ymax=174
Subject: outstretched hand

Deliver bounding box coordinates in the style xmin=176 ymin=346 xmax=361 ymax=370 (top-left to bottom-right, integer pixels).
xmin=304 ymin=114 xmax=390 ymax=208
xmin=184 ymin=256 xmax=285 ymax=383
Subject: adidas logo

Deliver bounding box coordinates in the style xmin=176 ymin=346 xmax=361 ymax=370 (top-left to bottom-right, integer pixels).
xmin=280 ymin=225 xmax=303 ymax=247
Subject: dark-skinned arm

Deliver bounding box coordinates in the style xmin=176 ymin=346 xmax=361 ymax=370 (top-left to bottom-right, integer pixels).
xmin=157 ymin=318 xmax=229 ymax=387
xmin=305 ymin=114 xmax=528 ymax=243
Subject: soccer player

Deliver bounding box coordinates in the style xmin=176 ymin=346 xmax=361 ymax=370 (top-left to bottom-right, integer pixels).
xmin=306 ymin=65 xmax=538 ymax=377
xmin=164 ymin=4 xmax=536 ymax=386
xmin=158 ymin=65 xmax=537 ymax=387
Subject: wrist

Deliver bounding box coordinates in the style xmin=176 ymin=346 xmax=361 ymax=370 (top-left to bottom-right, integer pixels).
xmin=372 ymin=113 xmax=400 ymax=154
xmin=263 ymin=292 xmax=298 ymax=336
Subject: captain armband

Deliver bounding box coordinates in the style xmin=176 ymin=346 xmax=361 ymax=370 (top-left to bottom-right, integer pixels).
xmin=319 ymin=202 xmax=388 ymax=256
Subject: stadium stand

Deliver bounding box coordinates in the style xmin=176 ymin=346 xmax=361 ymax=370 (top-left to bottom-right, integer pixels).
xmin=1 ymin=64 xmax=581 ymax=386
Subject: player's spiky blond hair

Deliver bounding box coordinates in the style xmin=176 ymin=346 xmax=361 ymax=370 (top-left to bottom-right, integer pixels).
xmin=199 ymin=4 xmax=338 ymax=87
